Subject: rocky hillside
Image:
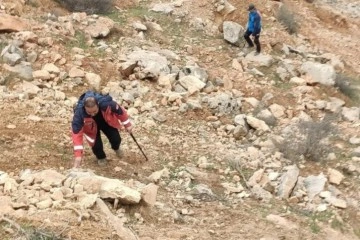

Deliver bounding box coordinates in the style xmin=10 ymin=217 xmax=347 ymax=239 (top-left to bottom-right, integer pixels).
xmin=0 ymin=0 xmax=360 ymax=239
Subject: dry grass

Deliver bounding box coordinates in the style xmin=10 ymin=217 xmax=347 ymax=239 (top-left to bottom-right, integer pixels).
xmin=277 ymin=4 xmax=299 ymax=34
xmin=335 ymin=73 xmax=360 ymax=103
xmin=275 ymin=114 xmax=338 ymax=162
xmin=55 ymin=0 xmax=113 ymax=14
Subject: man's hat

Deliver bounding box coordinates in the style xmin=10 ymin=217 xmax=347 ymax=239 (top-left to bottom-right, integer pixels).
xmin=248 ymin=3 xmax=255 ymax=11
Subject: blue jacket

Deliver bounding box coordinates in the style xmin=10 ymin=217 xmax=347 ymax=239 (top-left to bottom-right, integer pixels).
xmin=247 ymin=10 xmax=262 ymax=34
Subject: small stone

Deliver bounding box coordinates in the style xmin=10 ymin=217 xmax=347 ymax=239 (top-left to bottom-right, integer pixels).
xmin=330 ymin=198 xmax=347 ymax=209
xmin=233 ymin=175 xmax=240 ymax=182
xmin=36 ymin=198 xmax=53 ymax=209
xmin=181 ymin=209 xmax=188 ymax=215
xmin=206 ymin=116 xmax=218 ymax=121
xmin=287 ymin=196 xmax=299 ymax=204
xmin=316 ymin=204 xmax=327 ymax=212
xmin=328 ymin=168 xmax=344 ymax=185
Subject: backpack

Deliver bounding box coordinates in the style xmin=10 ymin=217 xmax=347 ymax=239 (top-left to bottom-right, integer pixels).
xmin=73 ymin=91 xmax=113 ymax=113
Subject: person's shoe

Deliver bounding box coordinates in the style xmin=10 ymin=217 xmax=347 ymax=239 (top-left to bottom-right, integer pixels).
xmin=254 ymin=51 xmax=260 ymax=56
xmin=97 ymin=158 xmax=108 ymax=166
xmin=115 ymin=149 xmax=124 ymax=158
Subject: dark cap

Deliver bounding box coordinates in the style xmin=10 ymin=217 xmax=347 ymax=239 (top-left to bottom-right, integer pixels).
xmin=248 ymin=3 xmax=255 ymax=11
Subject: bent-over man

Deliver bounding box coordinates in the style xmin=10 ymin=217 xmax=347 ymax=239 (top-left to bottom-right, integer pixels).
xmin=71 ymin=91 xmax=133 ymax=168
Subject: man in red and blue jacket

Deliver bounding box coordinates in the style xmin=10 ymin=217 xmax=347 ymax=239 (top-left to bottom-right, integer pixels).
xmin=244 ymin=3 xmax=262 ymax=55
xmin=71 ymin=91 xmax=133 ymax=168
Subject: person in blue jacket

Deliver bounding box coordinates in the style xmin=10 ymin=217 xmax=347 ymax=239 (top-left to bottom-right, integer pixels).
xmin=244 ymin=3 xmax=262 ymax=55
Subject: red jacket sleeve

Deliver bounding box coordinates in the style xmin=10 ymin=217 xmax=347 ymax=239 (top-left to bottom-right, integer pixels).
xmin=71 ymin=127 xmax=84 ymax=158
xmin=117 ymin=106 xmax=132 ymax=128
xmin=109 ymin=101 xmax=132 ymax=128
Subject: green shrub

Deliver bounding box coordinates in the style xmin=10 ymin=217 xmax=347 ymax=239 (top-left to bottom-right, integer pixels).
xmin=55 ymin=0 xmax=114 ymax=14
xmin=277 ymin=4 xmax=299 ymax=34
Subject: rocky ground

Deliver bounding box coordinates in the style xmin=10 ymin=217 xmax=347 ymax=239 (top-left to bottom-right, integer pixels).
xmin=0 ymin=0 xmax=360 ymax=239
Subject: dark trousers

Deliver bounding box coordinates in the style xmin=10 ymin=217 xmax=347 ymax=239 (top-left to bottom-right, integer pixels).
xmin=244 ymin=30 xmax=261 ymax=53
xmin=92 ymin=124 xmax=121 ymax=159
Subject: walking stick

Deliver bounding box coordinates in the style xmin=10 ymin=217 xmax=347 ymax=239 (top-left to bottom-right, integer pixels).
xmin=129 ymin=132 xmax=149 ymax=161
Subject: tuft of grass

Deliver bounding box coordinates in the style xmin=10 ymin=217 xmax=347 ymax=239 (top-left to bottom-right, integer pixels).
xmin=105 ymin=10 xmax=126 ymax=24
xmin=63 ymin=30 xmax=89 ymax=51
xmin=272 ymin=73 xmax=293 ymax=90
xmin=309 ymin=219 xmax=321 ymax=234
xmin=277 ymin=4 xmax=299 ymax=34
xmin=354 ymin=228 xmax=360 ymax=238
xmin=276 ymin=114 xmax=338 ymax=162
xmin=55 ymin=0 xmax=114 ymax=14
xmin=330 ymin=218 xmax=345 ymax=232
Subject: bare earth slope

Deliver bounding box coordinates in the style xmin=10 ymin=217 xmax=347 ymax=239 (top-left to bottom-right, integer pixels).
xmin=0 ymin=0 xmax=360 ymax=239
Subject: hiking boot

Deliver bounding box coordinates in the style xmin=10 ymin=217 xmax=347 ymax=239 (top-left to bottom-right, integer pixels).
xmin=115 ymin=149 xmax=124 ymax=158
xmin=97 ymin=158 xmax=108 ymax=166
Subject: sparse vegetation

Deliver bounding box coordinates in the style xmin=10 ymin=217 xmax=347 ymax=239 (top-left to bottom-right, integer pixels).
xmin=0 ymin=72 xmax=20 ymax=87
xmin=26 ymin=230 xmax=65 ymax=240
xmin=331 ymin=217 xmax=345 ymax=232
xmin=105 ymin=5 xmax=215 ymax=51
xmin=63 ymin=30 xmax=89 ymax=51
xmin=55 ymin=0 xmax=114 ymax=14
xmin=309 ymin=219 xmax=321 ymax=234
xmin=277 ymin=4 xmax=299 ymax=34
xmin=355 ymin=228 xmax=360 ymax=238
xmin=289 ymin=207 xmax=344 ymax=234
xmin=335 ymin=73 xmax=360 ymax=103
xmin=308 ymin=211 xmax=345 ymax=234
xmin=0 ymin=219 xmax=64 ymax=240
xmin=105 ymin=10 xmax=126 ymax=24
xmin=272 ymin=73 xmax=293 ymax=90
xmin=0 ymin=0 xmax=360 ymax=239
xmin=276 ymin=114 xmax=337 ymax=162
xmin=0 ymin=39 xmax=7 ymax=51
